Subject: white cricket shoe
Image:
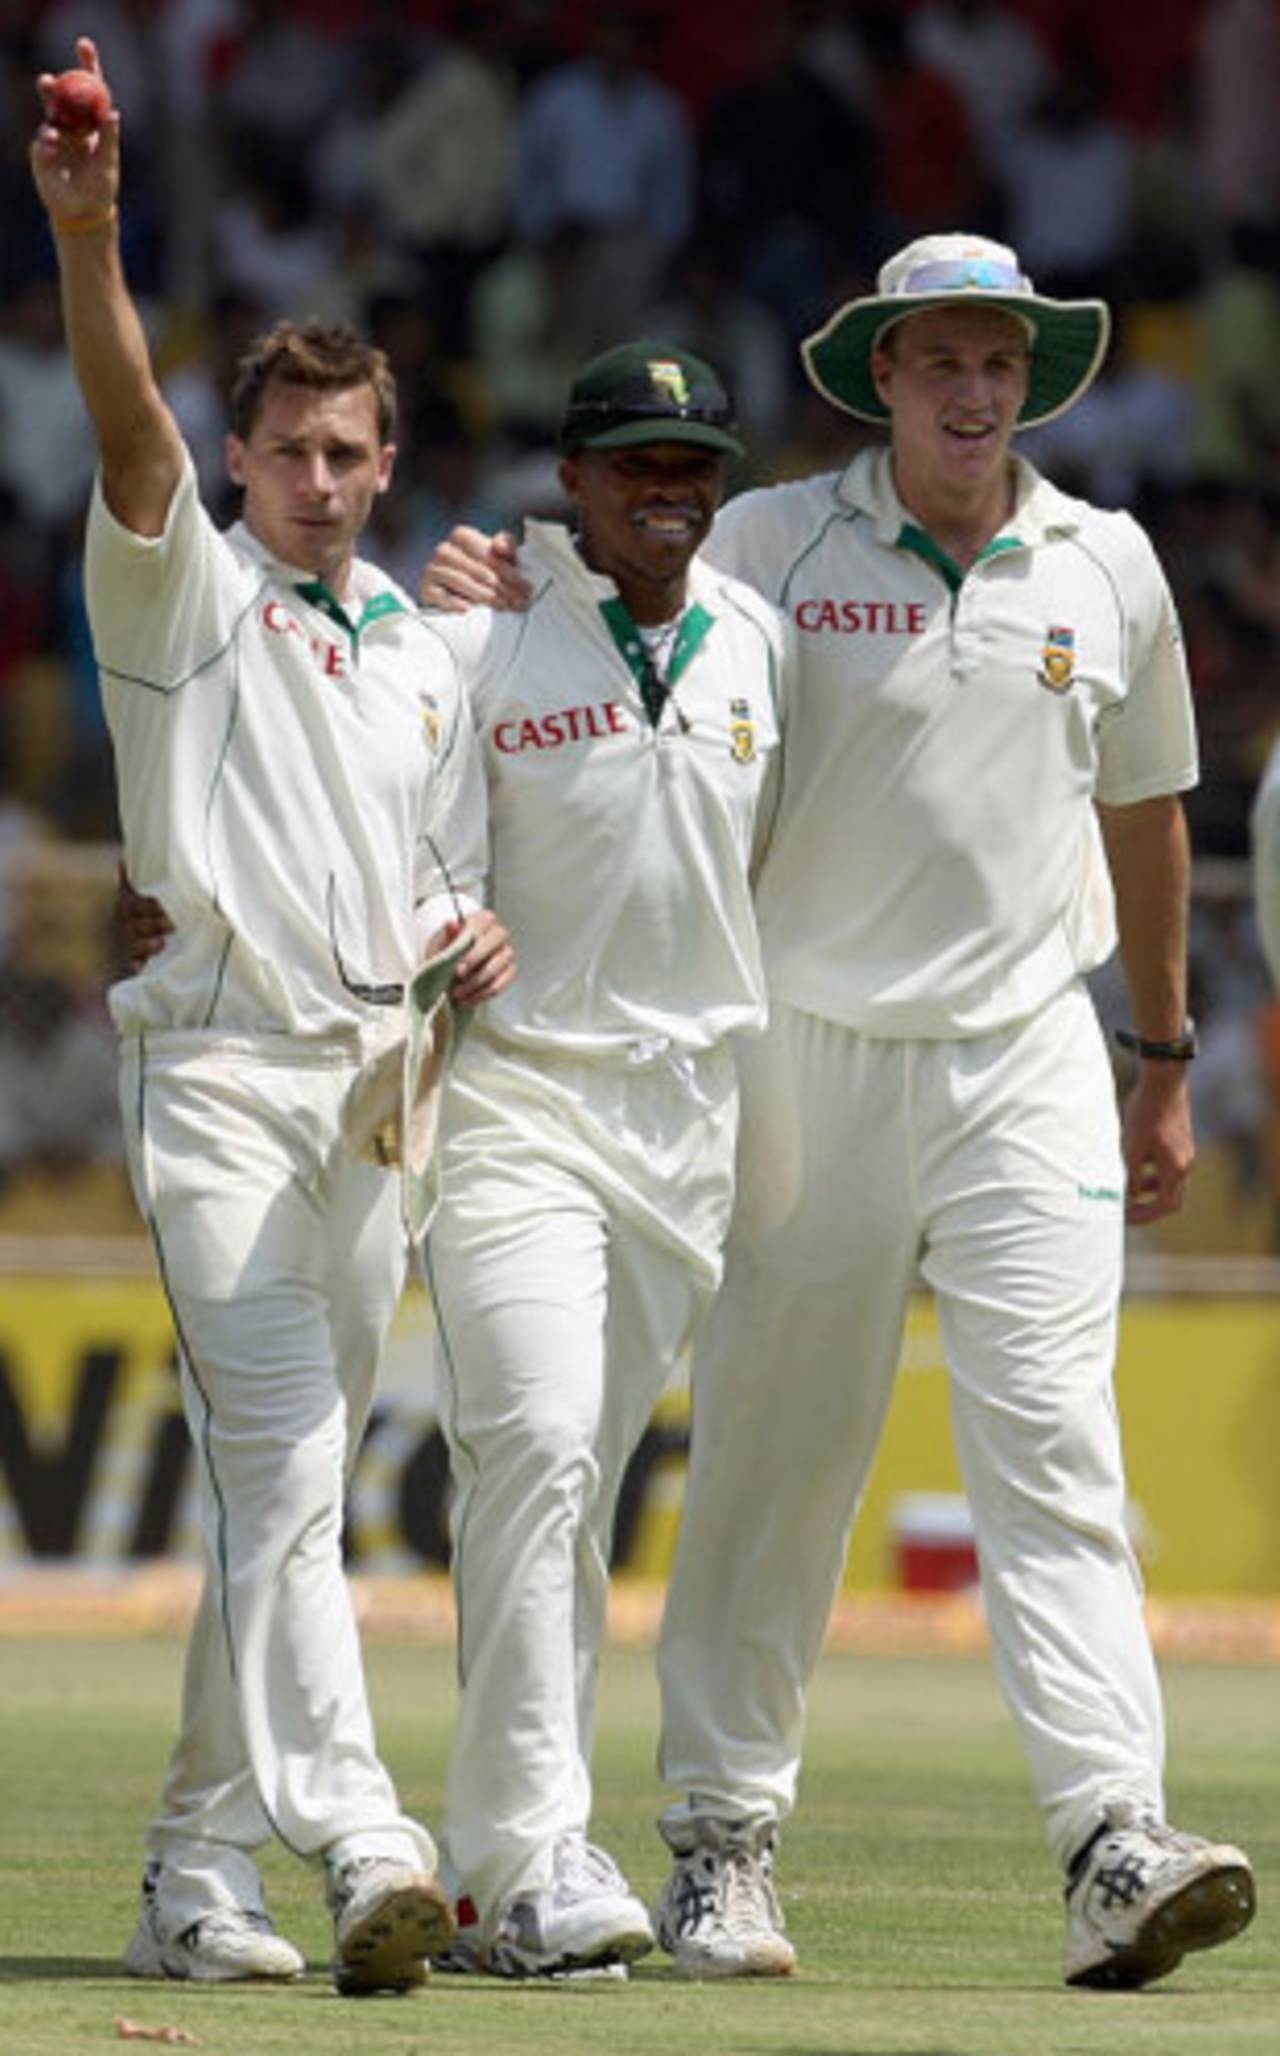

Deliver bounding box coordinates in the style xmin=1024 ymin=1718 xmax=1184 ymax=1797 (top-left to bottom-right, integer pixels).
xmin=488 ymin=1832 xmax=654 ymax=1978
xmin=432 ymin=1929 xmax=628 ymax=1982
xmin=435 ymin=1938 xmax=629 ymax=1982
xmin=123 ymin=1864 xmax=304 ymax=1983
xmin=1064 ymin=1804 xmax=1255 ymax=1989
xmin=656 ymin=1817 xmax=797 ymax=1978
xmin=327 ymin=1853 xmax=456 ymax=1996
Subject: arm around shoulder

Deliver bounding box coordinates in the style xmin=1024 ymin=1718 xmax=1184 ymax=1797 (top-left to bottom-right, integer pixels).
xmin=419 ymin=525 xmax=531 ymax=613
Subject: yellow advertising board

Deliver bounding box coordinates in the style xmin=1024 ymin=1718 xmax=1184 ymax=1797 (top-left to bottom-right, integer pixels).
xmin=0 ymin=1275 xmax=1277 ymax=1593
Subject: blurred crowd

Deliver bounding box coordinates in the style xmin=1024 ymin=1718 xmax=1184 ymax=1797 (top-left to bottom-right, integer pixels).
xmin=3 ymin=0 xmax=1280 ymax=1245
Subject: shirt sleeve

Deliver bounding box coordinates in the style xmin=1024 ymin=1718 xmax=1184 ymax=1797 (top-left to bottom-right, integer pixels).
xmin=84 ymin=449 xmax=246 ymax=691
xmin=1093 ymin=514 xmax=1199 ymax=806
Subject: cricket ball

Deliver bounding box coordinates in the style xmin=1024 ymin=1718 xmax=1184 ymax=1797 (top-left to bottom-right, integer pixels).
xmin=45 ymin=69 xmax=113 ymax=132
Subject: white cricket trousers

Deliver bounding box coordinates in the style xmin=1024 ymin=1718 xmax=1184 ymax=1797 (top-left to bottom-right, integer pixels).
xmin=120 ymin=1032 xmax=431 ymax=1926
xmin=658 ymin=985 xmax=1166 ymax=1870
xmin=426 ymin=1029 xmax=738 ymax=1930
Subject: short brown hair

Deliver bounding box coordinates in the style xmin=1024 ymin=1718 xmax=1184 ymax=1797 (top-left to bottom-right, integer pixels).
xmin=229 ymin=320 xmax=397 ymax=444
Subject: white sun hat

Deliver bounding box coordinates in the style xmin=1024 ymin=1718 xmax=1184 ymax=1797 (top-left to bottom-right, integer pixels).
xmin=802 ymin=232 xmax=1111 ymax=429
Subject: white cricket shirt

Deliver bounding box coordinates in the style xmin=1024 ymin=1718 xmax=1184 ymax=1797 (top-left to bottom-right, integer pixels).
xmin=87 ymin=455 xmax=487 ymax=1038
xmin=706 ymin=447 xmax=1198 ymax=1038
xmin=434 ymin=519 xmax=789 ymax=1056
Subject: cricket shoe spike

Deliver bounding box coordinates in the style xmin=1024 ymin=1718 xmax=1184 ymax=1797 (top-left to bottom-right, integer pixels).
xmin=327 ymin=1853 xmax=455 ymax=1995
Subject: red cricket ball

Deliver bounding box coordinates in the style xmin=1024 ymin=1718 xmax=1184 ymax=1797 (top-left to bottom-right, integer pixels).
xmin=45 ymin=69 xmax=113 ymax=133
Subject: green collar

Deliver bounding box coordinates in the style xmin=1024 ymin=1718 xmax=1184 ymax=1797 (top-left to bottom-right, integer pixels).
xmin=896 ymin=522 xmax=1022 ymax=594
xmin=294 ymin=579 xmax=407 ymax=648
xmin=599 ymin=595 xmax=714 ymax=725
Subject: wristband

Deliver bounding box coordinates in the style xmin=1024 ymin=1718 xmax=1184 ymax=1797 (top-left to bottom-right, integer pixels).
xmin=1115 ymin=1019 xmax=1198 ymax=1061
xmin=54 ymin=205 xmax=118 ymax=237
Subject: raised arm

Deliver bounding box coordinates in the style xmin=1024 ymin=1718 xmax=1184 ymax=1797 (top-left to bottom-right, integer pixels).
xmin=30 ymin=36 xmax=183 ymax=536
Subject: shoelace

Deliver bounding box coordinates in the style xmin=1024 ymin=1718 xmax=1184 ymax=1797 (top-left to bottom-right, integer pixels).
xmin=555 ymin=1835 xmax=627 ymax=1899
xmin=182 ymin=1906 xmax=275 ymax=1946
xmin=1098 ymin=1817 xmax=1199 ymax=1873
xmin=1136 ymin=1819 xmax=1199 ymax=1855
xmin=1089 ymin=1818 xmax=1201 ymax=1910
xmin=671 ymin=1844 xmax=775 ymax=1937
xmin=720 ymin=1848 xmax=780 ymax=1929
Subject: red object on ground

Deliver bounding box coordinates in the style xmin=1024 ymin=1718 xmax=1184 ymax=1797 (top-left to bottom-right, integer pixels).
xmin=893 ymin=1493 xmax=980 ymax=1594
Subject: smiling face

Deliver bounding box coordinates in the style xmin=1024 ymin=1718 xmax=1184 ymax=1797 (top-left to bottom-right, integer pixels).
xmin=871 ymin=303 xmax=1031 ymax=541
xmin=557 ymin=443 xmax=726 ymax=622
xmin=225 ymin=379 xmax=394 ymax=596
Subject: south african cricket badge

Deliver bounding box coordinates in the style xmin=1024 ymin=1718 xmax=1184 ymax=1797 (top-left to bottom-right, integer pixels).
xmin=1038 ymin=624 xmax=1076 ymax=693
xmin=648 ymin=357 xmax=690 ymax=408
xmin=729 ymin=697 xmax=756 ymax=763
xmin=419 ymin=692 xmax=442 ymax=750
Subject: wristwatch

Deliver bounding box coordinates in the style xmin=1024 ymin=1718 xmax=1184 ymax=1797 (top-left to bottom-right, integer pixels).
xmin=1114 ymin=1019 xmax=1198 ymax=1061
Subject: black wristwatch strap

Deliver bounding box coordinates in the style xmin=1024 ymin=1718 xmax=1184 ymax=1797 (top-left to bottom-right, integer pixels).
xmin=1115 ymin=1019 xmax=1198 ymax=1061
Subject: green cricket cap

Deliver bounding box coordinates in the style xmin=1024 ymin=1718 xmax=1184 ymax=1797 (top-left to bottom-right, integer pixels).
xmin=560 ymin=340 xmax=745 ymax=457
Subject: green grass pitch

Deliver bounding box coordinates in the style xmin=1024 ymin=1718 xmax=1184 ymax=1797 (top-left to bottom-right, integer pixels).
xmin=0 ymin=1632 xmax=1274 ymax=2055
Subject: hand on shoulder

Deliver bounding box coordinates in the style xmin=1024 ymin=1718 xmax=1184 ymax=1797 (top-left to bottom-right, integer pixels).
xmin=420 ymin=527 xmax=532 ymax=614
